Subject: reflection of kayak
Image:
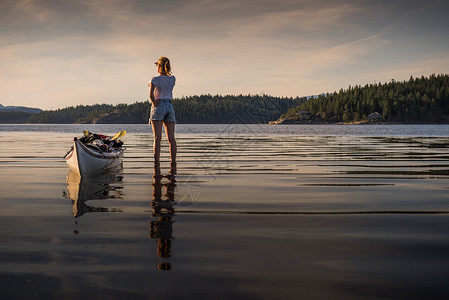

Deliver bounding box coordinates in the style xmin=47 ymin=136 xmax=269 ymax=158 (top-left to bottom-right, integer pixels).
xmin=65 ymin=170 xmax=123 ymax=218
xmin=65 ymin=134 xmax=124 ymax=176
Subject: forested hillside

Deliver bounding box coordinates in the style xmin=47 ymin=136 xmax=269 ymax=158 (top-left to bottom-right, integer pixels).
xmin=282 ymin=74 xmax=449 ymax=123
xmin=11 ymin=74 xmax=449 ymax=124
xmin=27 ymin=95 xmax=305 ymax=124
xmin=0 ymin=112 xmax=35 ymax=124
xmin=0 ymin=105 xmax=42 ymax=123
xmin=27 ymin=103 xmax=150 ymax=124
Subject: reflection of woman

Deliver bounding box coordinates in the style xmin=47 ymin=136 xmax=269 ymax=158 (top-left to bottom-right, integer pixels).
xmin=149 ymin=57 xmax=177 ymax=163
xmin=150 ymin=162 xmax=177 ymax=264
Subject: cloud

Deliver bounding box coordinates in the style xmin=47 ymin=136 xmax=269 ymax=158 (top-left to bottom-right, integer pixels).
xmin=0 ymin=0 xmax=448 ymax=108
xmin=380 ymin=51 xmax=449 ymax=81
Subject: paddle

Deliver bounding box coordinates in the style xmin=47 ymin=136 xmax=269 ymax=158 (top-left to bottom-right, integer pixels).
xmin=111 ymin=131 xmax=126 ymax=140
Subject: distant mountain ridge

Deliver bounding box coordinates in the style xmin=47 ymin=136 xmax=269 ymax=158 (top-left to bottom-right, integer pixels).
xmin=0 ymin=105 xmax=43 ymax=124
xmin=0 ymin=104 xmax=42 ymax=114
xmin=306 ymin=93 xmax=327 ymax=100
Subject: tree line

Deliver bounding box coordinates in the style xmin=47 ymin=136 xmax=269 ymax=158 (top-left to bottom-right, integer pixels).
xmin=5 ymin=74 xmax=449 ymax=124
xmin=26 ymin=95 xmax=306 ymax=124
xmin=282 ymin=74 xmax=449 ymax=123
xmin=0 ymin=112 xmax=35 ymax=123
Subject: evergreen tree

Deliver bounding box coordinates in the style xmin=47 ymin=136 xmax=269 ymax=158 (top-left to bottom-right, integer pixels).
xmin=282 ymin=74 xmax=449 ymax=123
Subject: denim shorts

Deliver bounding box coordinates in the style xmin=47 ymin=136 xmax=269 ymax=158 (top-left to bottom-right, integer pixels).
xmin=149 ymin=99 xmax=176 ymax=122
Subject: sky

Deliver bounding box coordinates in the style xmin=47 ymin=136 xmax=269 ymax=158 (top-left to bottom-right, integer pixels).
xmin=1 ymin=0 xmax=449 ymax=109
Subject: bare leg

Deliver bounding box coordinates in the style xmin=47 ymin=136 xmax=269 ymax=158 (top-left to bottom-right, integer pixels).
xmin=163 ymin=121 xmax=177 ymax=163
xmin=151 ymin=120 xmax=163 ymax=162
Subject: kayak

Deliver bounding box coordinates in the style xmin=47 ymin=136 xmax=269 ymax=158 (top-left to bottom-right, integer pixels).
xmin=64 ymin=131 xmax=125 ymax=176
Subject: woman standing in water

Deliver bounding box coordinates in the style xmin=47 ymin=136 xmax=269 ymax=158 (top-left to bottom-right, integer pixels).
xmin=149 ymin=57 xmax=177 ymax=164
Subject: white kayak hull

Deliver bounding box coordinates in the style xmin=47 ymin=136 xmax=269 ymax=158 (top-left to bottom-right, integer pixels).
xmin=65 ymin=138 xmax=123 ymax=176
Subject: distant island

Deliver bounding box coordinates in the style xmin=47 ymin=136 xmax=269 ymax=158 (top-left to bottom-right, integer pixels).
xmin=274 ymin=74 xmax=449 ymax=124
xmin=0 ymin=105 xmax=42 ymax=124
xmin=1 ymin=74 xmax=448 ymax=124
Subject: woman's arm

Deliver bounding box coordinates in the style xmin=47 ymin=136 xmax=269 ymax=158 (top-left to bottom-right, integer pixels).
xmin=149 ymin=83 xmax=159 ymax=107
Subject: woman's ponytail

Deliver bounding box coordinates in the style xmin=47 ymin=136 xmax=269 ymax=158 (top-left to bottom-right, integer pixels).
xmin=158 ymin=57 xmax=172 ymax=75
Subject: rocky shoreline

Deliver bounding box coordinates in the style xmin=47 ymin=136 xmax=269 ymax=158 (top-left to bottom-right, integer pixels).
xmin=267 ymin=118 xmax=447 ymax=125
xmin=267 ymin=117 xmax=396 ymax=125
xmin=268 ymin=118 xmax=327 ymax=125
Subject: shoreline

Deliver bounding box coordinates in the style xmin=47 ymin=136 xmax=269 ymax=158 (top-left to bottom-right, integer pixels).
xmin=267 ymin=121 xmax=449 ymax=125
xmin=2 ymin=121 xmax=449 ymax=125
xmin=267 ymin=117 xmax=449 ymax=125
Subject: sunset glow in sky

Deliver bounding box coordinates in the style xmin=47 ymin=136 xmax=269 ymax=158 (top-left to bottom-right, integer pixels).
xmin=1 ymin=0 xmax=449 ymax=109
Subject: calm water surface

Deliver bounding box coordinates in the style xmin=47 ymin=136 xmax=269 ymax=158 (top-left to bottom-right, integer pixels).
xmin=1 ymin=124 xmax=449 ymax=299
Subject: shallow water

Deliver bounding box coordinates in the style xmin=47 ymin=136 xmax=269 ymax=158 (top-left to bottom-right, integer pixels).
xmin=1 ymin=124 xmax=449 ymax=299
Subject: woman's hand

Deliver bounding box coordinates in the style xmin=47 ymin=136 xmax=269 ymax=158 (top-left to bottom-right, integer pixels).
xmin=149 ymin=83 xmax=158 ymax=106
